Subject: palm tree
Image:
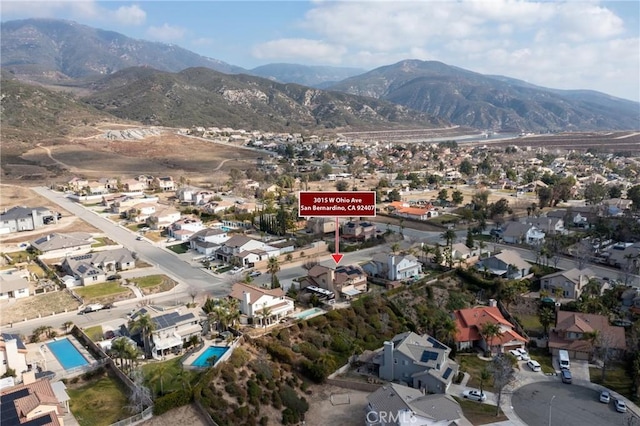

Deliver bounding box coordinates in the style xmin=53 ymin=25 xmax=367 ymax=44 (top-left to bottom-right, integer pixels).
xmin=267 ymin=256 xmax=281 ymax=288
xmin=62 ymin=321 xmax=74 ymax=334
xmin=479 ymin=368 xmax=491 ymax=395
xmin=259 ymin=303 xmax=272 ymax=327
xmin=391 ymin=243 xmax=400 ymax=255
xmin=441 ymin=229 xmax=457 ymax=268
xmin=435 ymin=316 xmax=458 ymax=346
xmin=110 ymin=337 xmax=128 ymax=369
xmin=538 ymin=306 xmax=555 ymax=337
xmin=479 ymin=322 xmax=502 ymax=355
xmin=420 ymin=244 xmax=432 ymax=264
xmin=583 ymin=278 xmax=601 ymax=298
xmin=226 ymin=298 xmax=240 ymax=329
xmin=153 ymin=361 xmax=169 ymax=396
xmin=129 ymin=313 xmax=156 ymax=359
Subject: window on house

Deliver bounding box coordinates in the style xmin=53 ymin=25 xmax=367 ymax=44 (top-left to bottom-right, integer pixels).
xmin=394 ymin=359 xmax=398 ymax=364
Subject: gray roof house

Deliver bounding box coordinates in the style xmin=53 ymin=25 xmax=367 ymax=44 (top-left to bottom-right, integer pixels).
xmin=189 ymin=228 xmax=229 ymax=255
xmin=475 ymin=250 xmax=532 ymax=280
xmin=62 ymin=248 xmax=136 ymax=286
xmin=30 ymin=233 xmax=94 ymax=258
xmin=0 ymin=273 xmax=30 ymax=300
xmin=363 ymin=253 xmax=422 ymax=282
xmin=541 ymin=268 xmax=598 ymax=300
xmin=372 ymin=331 xmax=458 ymax=394
xmin=502 ymin=222 xmax=545 ymax=245
xmin=366 ymin=383 xmax=463 ymax=426
xmin=0 ymin=206 xmax=56 ymax=234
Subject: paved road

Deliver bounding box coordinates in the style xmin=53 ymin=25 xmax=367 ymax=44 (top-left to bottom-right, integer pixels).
xmin=512 ymin=381 xmax=632 ymax=426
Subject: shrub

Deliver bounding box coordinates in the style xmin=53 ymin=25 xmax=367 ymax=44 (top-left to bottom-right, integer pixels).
xmin=247 ymin=380 xmax=262 ymax=406
xmin=299 ymin=359 xmax=328 ymax=383
xmin=266 ymin=343 xmax=295 ymax=364
xmin=230 ymin=347 xmax=250 ymax=368
xmin=298 ymin=342 xmax=320 ymax=361
xmin=330 ymin=334 xmax=352 ymax=353
xmin=220 ymin=363 xmax=237 ymax=383
xmin=153 ymin=389 xmax=192 ymax=415
xmin=279 ymin=384 xmax=309 ymax=418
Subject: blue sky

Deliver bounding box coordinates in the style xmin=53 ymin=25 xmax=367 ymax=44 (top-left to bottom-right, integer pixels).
xmin=2 ymin=0 xmax=639 ymax=101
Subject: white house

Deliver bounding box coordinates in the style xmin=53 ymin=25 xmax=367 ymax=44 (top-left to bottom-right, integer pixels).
xmin=363 ymin=253 xmax=422 ymax=281
xmin=30 ymin=233 xmax=94 ymax=259
xmin=230 ymin=282 xmax=295 ymax=327
xmin=215 ymin=235 xmax=269 ymax=264
xmin=169 ymin=217 xmax=205 ymax=241
xmin=0 ymin=272 xmax=30 ymax=300
xmin=0 ymin=334 xmax=28 ymax=381
xmin=147 ymin=207 xmax=181 ymax=230
xmin=502 ymin=222 xmax=545 ymax=245
xmin=189 ymin=228 xmax=230 ymax=255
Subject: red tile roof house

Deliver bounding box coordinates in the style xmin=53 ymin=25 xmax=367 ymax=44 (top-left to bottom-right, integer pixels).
xmin=453 ymin=305 xmax=528 ymax=355
xmin=548 ymin=311 xmax=626 ymax=361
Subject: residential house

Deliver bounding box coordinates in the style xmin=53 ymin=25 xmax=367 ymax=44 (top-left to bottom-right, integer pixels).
xmin=189 ymin=228 xmax=230 ymax=255
xmin=146 ymin=207 xmax=181 ymax=230
xmin=0 ymin=378 xmax=69 ymax=426
xmin=342 ymin=221 xmax=376 ymax=241
xmin=524 ymin=217 xmax=565 ymax=235
xmin=0 ymin=334 xmax=28 ymax=380
xmin=0 ymin=207 xmax=56 ymax=234
xmin=305 ymin=218 xmax=336 ymax=234
xmin=365 ymin=383 xmax=462 ymax=426
xmin=66 ymin=177 xmax=89 ymax=192
xmin=126 ymin=203 xmax=157 ymax=223
xmin=86 ymin=181 xmax=107 ymax=195
xmin=122 ymin=179 xmax=147 ymax=192
xmin=475 ymin=250 xmax=532 ymax=280
xmin=306 ymin=264 xmax=367 ymax=299
xmin=393 ymin=205 xmax=438 ymax=221
xmin=30 ymin=233 xmax=94 ymax=258
xmin=549 ymin=311 xmax=626 ymax=360
xmin=169 ymin=217 xmax=205 ymax=241
xmin=176 ymin=187 xmax=215 ymax=205
xmin=547 ymin=209 xmax=590 ymax=228
xmin=453 ymin=304 xmax=528 ymax=354
xmin=541 ymin=268 xmax=598 ymax=299
xmin=154 ymin=176 xmax=176 ymax=191
xmin=0 ymin=272 xmax=30 ymax=300
xmin=362 ymin=253 xmax=422 ymax=282
xmin=230 ymin=282 xmax=295 ymax=327
xmin=501 ymin=222 xmax=545 ymax=245
xmin=129 ymin=306 xmax=204 ymax=359
xmin=372 ymin=331 xmax=459 ymax=394
xmin=215 ymin=235 xmax=269 ymax=264
xmin=450 ymin=243 xmax=482 ymax=265
xmin=62 ymin=248 xmax=136 ymax=286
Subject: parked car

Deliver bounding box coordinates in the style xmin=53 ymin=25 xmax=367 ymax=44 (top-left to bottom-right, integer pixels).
xmin=561 ymin=369 xmax=572 ymax=384
xmin=614 ymin=399 xmax=627 ymax=413
xmin=515 ymin=348 xmax=530 ymax=361
xmin=527 ymin=360 xmax=541 ymax=372
xmin=248 ymin=270 xmax=262 ymax=277
xmin=509 ymin=349 xmax=523 ymax=360
xmin=229 ymin=266 xmax=245 ymax=274
xmin=599 ymin=391 xmax=611 ymax=404
xmin=463 ymin=390 xmax=487 ymax=402
xmin=136 ymin=236 xmax=143 ymax=240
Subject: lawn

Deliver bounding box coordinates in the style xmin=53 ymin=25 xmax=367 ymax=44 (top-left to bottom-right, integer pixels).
xmin=453 ymin=396 xmax=507 ymax=425
xmin=514 ymin=314 xmax=543 ymax=333
xmin=83 ymin=325 xmax=104 ymax=342
xmin=590 ymin=363 xmax=636 ymax=403
xmin=91 ymin=237 xmax=117 ymax=248
xmin=167 ymin=243 xmax=189 ymax=254
xmin=75 ymin=282 xmax=132 ymax=302
xmin=129 ymin=274 xmax=176 ymax=296
xmin=68 ymin=373 xmax=130 ymax=426
xmin=528 ymin=348 xmax=555 ymax=374
xmin=141 ymin=358 xmax=199 ymax=397
xmin=428 ymin=214 xmax=459 ymax=225
xmin=457 ymin=354 xmax=494 ymax=392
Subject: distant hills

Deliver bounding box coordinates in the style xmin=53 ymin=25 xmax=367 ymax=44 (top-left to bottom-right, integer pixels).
xmin=1 ymin=18 xmax=638 ymax=132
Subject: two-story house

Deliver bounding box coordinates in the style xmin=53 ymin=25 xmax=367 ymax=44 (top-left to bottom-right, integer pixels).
xmin=189 ymin=228 xmax=230 ymax=255
xmin=146 ymin=207 xmax=181 ymax=230
xmin=365 ymin=383 xmax=462 ymax=426
xmin=475 ymin=250 xmax=532 ymax=280
xmin=0 ymin=378 xmax=69 ymax=425
xmin=230 ymin=282 xmax=295 ymax=327
xmin=154 ymin=176 xmax=175 ymax=191
xmin=501 ymin=222 xmax=545 ymax=245
xmin=372 ymin=331 xmax=458 ymax=394
xmin=342 ymin=221 xmax=376 ymax=241
xmin=169 ymin=217 xmax=205 ymax=241
xmin=305 ymin=218 xmax=337 ymax=234
xmin=306 ymin=264 xmax=368 ymax=299
xmin=549 ymin=311 xmax=626 ymax=360
xmin=362 ymin=253 xmax=422 ymax=282
xmin=0 ymin=333 xmax=28 ymax=381
xmin=129 ymin=306 xmax=204 ymax=359
xmin=453 ymin=304 xmax=528 ymax=355
xmin=0 ymin=206 xmax=56 ymax=234
xmin=525 ymin=217 xmax=566 ymax=235
xmin=541 ymin=268 xmax=598 ymax=299
xmin=215 ymin=235 xmax=269 ymax=264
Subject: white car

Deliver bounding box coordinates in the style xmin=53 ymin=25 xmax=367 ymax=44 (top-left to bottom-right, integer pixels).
xmin=614 ymin=399 xmax=627 ymax=413
xmin=527 ymin=360 xmax=541 ymax=372
xmin=599 ymin=391 xmax=611 ymax=404
xmin=229 ymin=266 xmax=245 ymax=274
xmin=515 ymin=348 xmax=530 ymax=361
xmin=509 ymin=349 xmax=523 ymax=360
xmin=463 ymin=390 xmax=487 ymax=402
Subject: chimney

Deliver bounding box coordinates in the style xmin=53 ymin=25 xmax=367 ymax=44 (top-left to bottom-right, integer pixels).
xmin=381 ymin=341 xmax=394 ymax=380
xmin=489 ymin=299 xmax=497 ymax=307
xmin=242 ymin=291 xmax=251 ymax=315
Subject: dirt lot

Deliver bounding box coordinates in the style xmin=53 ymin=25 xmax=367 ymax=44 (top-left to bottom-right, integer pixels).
xmin=304 ymin=385 xmax=369 ymax=426
xmin=0 ymin=290 xmax=80 ymax=325
xmin=140 ymin=405 xmax=209 ymax=426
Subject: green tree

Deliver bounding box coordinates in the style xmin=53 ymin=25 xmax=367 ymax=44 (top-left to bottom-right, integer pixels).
xmin=465 ymin=229 xmax=474 ymax=249
xmin=267 ymin=256 xmax=281 ymax=288
xmin=480 ymin=322 xmax=502 ymax=355
xmin=479 ymin=368 xmax=491 ymax=395
xmin=608 ymin=184 xmax=623 ymax=199
xmin=129 ymin=313 xmax=156 ymax=359
xmin=438 ymin=188 xmax=448 ymax=202
xmin=459 ymin=159 xmax=473 ymax=176
xmin=451 ymin=190 xmax=464 ymax=205
xmin=584 ymin=182 xmax=607 ymax=205
xmin=538 ymin=306 xmax=555 ymax=336
xmin=335 ymin=180 xmax=349 ymax=191
xmin=627 ymin=185 xmax=640 ymax=211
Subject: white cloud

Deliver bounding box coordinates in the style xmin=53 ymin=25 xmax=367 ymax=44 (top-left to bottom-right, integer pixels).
xmin=252 ymin=38 xmax=347 ymax=64
xmin=113 ymin=5 xmax=146 ymax=26
xmin=192 ymin=37 xmax=215 ymax=47
xmin=146 ymin=24 xmax=186 ymax=42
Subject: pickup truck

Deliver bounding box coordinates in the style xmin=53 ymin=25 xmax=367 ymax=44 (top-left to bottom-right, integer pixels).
xmin=79 ymin=303 xmax=112 ymax=314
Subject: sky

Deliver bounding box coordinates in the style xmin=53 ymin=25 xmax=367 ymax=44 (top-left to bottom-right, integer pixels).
xmin=2 ymin=0 xmax=639 ymax=102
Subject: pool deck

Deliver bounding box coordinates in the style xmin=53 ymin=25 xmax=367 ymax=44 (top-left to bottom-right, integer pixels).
xmin=292 ymin=307 xmax=326 ymax=321
xmin=182 ymin=337 xmax=235 ymax=369
xmin=27 ymin=335 xmax=97 ymax=380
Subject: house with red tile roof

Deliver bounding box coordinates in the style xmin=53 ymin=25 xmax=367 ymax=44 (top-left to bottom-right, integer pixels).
xmin=453 ymin=303 xmax=528 ymax=355
xmin=0 ymin=378 xmax=68 ymax=426
xmin=548 ymin=311 xmax=626 ymax=360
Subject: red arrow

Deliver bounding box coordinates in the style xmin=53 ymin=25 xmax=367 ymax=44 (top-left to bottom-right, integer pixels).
xmin=331 ymin=217 xmax=343 ymax=265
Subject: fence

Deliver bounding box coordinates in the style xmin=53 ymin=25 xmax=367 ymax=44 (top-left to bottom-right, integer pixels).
xmin=109 ymin=406 xmax=153 ymax=426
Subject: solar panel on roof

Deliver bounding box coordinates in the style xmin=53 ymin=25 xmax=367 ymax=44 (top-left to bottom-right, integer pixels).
xmin=443 ymin=367 xmax=453 ymax=380
xmin=427 ymin=336 xmax=447 ymax=350
xmin=420 ymin=350 xmax=439 ymax=362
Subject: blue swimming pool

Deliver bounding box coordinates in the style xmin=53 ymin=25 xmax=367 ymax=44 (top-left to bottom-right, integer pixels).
xmin=192 ymin=346 xmax=228 ymax=368
xmin=47 ymin=338 xmax=89 ymax=370
xmin=220 ymin=226 xmax=233 ymax=232
xmin=293 ymin=307 xmax=324 ymax=320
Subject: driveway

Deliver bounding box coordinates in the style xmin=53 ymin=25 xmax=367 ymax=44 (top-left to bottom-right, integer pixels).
xmin=511 ymin=381 xmax=630 ymax=426
xmin=551 ymin=356 xmax=590 ymax=381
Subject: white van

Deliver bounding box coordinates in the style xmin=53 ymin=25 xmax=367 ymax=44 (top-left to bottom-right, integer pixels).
xmin=558 ymin=350 xmax=570 ymax=370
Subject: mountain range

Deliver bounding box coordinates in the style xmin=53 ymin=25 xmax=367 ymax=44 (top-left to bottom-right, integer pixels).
xmin=1 ymin=18 xmax=638 ymax=133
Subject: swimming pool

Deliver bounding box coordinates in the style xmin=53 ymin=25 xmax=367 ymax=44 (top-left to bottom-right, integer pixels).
xmin=220 ymin=226 xmax=234 ymax=232
xmin=192 ymin=346 xmax=228 ymax=368
xmin=293 ymin=307 xmax=324 ymax=320
xmin=47 ymin=338 xmax=89 ymax=370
